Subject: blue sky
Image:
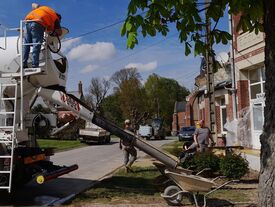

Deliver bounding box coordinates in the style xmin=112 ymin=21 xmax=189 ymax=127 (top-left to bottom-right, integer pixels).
xmin=0 ymin=0 xmax=229 ymax=93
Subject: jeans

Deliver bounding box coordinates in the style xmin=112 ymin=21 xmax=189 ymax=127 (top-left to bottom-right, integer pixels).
xmin=23 ymin=22 xmax=45 ymax=67
xmin=123 ymin=146 xmax=137 ymax=167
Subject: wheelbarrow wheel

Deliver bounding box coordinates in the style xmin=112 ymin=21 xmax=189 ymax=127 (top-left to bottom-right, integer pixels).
xmin=163 ymin=185 xmax=183 ymax=206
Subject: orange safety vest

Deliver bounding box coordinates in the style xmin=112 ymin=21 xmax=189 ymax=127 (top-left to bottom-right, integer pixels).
xmin=25 ymin=6 xmax=59 ymax=32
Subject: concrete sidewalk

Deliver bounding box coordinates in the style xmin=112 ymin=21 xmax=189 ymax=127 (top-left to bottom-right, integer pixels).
xmin=244 ymin=153 xmax=260 ymax=171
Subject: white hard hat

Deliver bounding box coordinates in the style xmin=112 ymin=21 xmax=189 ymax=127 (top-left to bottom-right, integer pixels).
xmin=124 ymin=119 xmax=131 ymax=124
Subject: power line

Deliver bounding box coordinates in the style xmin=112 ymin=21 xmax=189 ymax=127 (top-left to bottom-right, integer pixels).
xmin=63 ymin=11 xmax=147 ymax=42
xmin=63 ymin=20 xmax=124 ymax=42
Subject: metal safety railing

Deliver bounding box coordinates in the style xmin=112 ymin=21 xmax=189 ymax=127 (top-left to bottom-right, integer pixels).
xmin=0 ymin=82 xmax=18 ymax=193
xmin=19 ymin=19 xmax=48 ymax=130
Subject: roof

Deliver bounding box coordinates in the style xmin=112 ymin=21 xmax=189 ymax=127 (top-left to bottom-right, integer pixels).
xmin=174 ymin=101 xmax=186 ymax=113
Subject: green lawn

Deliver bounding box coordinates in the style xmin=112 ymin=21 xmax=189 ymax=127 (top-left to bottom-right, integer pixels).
xmin=70 ymin=166 xmax=166 ymax=205
xmin=68 ymin=165 xmax=258 ymax=206
xmin=37 ymin=139 xmax=86 ymax=152
xmin=162 ymin=140 xmax=184 ymax=156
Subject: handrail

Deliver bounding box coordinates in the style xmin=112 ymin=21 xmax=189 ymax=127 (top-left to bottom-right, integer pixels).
xmin=19 ymin=19 xmax=46 ymax=130
xmin=19 ymin=20 xmax=24 ymax=130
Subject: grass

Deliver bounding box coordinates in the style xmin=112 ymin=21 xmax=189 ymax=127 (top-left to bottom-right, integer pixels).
xmin=37 ymin=139 xmax=86 ymax=152
xmin=68 ymin=165 xmax=258 ymax=206
xmin=67 ymin=139 xmax=259 ymax=206
xmin=162 ymin=140 xmax=183 ymax=156
xmin=69 ymin=166 xmax=165 ymax=205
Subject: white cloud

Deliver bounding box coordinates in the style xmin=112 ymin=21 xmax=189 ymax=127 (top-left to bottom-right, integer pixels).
xmin=80 ymin=64 xmax=99 ymax=74
xmin=61 ymin=37 xmax=81 ymax=52
xmin=125 ymin=61 xmax=158 ymax=72
xmin=67 ymin=42 xmax=116 ymax=62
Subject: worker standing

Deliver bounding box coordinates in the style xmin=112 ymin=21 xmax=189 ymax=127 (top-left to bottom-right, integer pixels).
xmin=193 ymin=119 xmax=215 ymax=152
xmin=23 ymin=3 xmax=62 ymax=68
xmin=119 ymin=119 xmax=137 ymax=173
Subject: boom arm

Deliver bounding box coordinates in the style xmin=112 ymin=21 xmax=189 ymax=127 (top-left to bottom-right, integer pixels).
xmin=37 ymin=87 xmax=178 ymax=169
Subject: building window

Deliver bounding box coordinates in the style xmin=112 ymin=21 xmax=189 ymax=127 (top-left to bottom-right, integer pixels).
xmin=249 ymin=67 xmax=265 ymax=100
xmin=249 ymin=67 xmax=265 ymax=132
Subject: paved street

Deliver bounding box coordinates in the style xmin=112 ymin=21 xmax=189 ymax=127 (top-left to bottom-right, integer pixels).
xmin=0 ymin=136 xmax=176 ymax=206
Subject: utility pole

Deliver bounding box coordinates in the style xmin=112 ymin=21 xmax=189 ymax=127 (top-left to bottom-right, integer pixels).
xmin=229 ymin=12 xmax=238 ymax=120
xmin=205 ymin=1 xmax=216 ymax=138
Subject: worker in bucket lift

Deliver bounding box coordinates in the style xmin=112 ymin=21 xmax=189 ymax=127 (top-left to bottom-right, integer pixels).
xmin=23 ymin=3 xmax=62 ymax=68
xmin=119 ymin=119 xmax=137 ymax=173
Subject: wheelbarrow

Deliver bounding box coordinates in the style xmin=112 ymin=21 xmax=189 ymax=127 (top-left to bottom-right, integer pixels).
xmin=161 ymin=169 xmax=238 ymax=207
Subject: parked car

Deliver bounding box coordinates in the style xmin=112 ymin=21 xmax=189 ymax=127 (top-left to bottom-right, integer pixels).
xmin=178 ymin=126 xmax=196 ymax=141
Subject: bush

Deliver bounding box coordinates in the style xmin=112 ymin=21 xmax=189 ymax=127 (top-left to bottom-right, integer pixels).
xmin=219 ymin=154 xmax=249 ymax=179
xmin=181 ymin=152 xmax=220 ymax=173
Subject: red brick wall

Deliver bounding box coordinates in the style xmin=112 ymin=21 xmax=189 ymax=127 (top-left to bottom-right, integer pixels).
xmin=178 ymin=112 xmax=185 ymax=129
xmin=171 ymin=111 xmax=188 ymax=133
xmin=185 ymin=103 xmax=191 ymax=126
xmin=237 ymin=80 xmax=250 ymax=112
xmin=171 ymin=113 xmax=178 ymax=132
xmin=215 ymin=105 xmax=221 ymax=134
xmin=227 ymin=94 xmax=234 ymax=121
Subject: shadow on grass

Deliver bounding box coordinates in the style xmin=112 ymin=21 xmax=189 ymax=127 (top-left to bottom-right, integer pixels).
xmin=76 ymin=167 xmax=163 ymax=201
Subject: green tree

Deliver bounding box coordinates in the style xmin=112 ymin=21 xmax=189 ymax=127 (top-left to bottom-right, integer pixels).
xmin=110 ymin=68 xmax=148 ymax=125
xmin=145 ymin=73 xmax=189 ymax=131
xmin=122 ymin=1 xmax=275 ymax=205
xmin=101 ymin=93 xmax=123 ymax=125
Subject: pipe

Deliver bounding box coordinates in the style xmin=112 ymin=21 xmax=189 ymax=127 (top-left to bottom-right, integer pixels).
xmin=228 ymin=12 xmax=238 ymax=120
xmin=35 ymin=164 xmax=78 ymax=184
xmin=92 ymin=114 xmax=178 ymax=169
xmin=38 ymin=88 xmax=178 ymax=169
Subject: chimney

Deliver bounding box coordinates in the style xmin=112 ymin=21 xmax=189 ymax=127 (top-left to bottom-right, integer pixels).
xmin=78 ymin=81 xmax=83 ymax=96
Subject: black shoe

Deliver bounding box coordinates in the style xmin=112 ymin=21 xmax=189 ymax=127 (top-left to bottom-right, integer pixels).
xmin=23 ymin=64 xmax=28 ymax=68
xmin=32 ymin=65 xmax=39 ymax=68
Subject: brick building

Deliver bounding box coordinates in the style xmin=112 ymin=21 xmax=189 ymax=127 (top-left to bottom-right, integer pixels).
xmin=172 ymin=63 xmax=233 ymax=143
xmin=172 ymin=15 xmax=264 ymax=150
xmin=232 ymin=15 xmax=265 ymax=149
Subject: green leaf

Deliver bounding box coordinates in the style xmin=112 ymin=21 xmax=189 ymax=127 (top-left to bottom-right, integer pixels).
xmin=127 ymin=32 xmax=137 ymax=49
xmin=147 ymin=26 xmax=156 ymax=36
xmin=128 ymin=1 xmax=137 ymax=14
xmin=120 ymin=22 xmax=127 ymax=36
xmin=185 ymin=42 xmax=191 ymax=56
xmin=126 ymin=21 xmax=133 ymax=31
xmin=136 ymin=15 xmax=144 ymax=26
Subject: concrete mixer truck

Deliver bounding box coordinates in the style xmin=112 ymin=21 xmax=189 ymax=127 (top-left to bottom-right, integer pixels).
xmin=0 ymin=22 xmax=178 ymax=193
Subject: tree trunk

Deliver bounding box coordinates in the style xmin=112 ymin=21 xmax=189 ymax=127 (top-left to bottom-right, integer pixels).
xmin=259 ymin=1 xmax=275 ymax=206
